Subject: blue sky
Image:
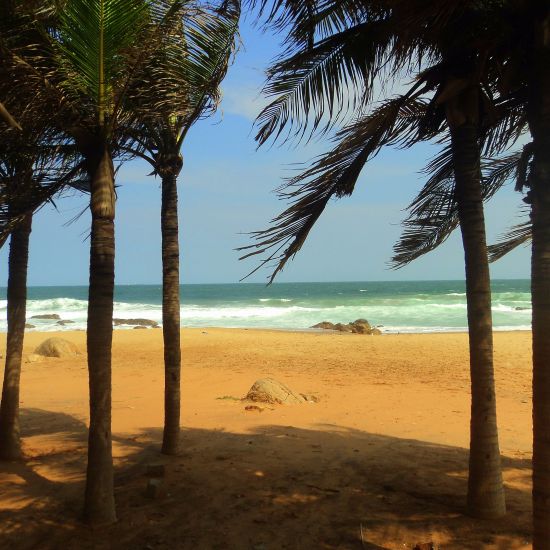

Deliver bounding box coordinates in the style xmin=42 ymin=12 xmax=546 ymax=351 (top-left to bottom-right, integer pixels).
xmin=0 ymin=16 xmax=530 ymax=286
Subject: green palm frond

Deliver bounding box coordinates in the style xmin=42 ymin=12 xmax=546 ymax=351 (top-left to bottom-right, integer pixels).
xmin=55 ymin=0 xmax=150 ymax=124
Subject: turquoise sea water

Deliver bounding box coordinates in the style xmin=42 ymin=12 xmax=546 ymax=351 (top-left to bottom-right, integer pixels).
xmin=0 ymin=280 xmax=531 ymax=333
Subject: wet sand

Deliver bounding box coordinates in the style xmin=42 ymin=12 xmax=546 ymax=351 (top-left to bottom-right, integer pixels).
xmin=0 ymin=328 xmax=533 ymax=549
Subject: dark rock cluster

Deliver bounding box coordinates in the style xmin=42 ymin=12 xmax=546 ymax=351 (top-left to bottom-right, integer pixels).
xmin=311 ymin=318 xmax=381 ymax=335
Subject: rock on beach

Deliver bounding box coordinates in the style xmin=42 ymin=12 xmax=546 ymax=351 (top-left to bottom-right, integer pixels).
xmin=311 ymin=318 xmax=381 ymax=335
xmin=34 ymin=337 xmax=79 ymax=358
xmin=245 ymin=378 xmax=306 ymax=405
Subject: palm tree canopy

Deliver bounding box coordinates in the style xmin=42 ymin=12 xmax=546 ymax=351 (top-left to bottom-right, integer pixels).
xmin=239 ymin=0 xmax=529 ymax=281
xmin=123 ymin=0 xmax=240 ymax=169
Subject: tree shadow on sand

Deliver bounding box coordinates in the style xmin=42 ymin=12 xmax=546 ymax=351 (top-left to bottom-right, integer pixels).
xmin=0 ymin=409 xmax=533 ymax=550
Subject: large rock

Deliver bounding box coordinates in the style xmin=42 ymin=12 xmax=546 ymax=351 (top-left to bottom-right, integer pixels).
xmin=34 ymin=337 xmax=79 ymax=358
xmin=311 ymin=321 xmax=335 ymax=330
xmin=113 ymin=318 xmax=158 ymax=327
xmin=310 ymin=318 xmax=381 ymax=335
xmin=56 ymin=320 xmax=75 ymax=326
xmin=334 ymin=323 xmax=353 ymax=333
xmin=351 ymin=319 xmax=371 ymax=334
xmin=245 ymin=378 xmax=306 ymax=405
xmin=25 ymin=323 xmax=35 ymax=329
xmin=30 ymin=313 xmax=60 ymax=320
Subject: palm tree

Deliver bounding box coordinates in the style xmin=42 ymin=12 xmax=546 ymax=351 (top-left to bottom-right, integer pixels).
xmin=0 ymin=0 xmax=83 ymax=463
xmin=125 ymin=0 xmax=239 ymax=455
xmin=0 ymin=0 xmax=202 ymax=523
xmin=0 ymin=126 xmax=87 ymax=462
xmin=0 ymin=201 xmax=31 ymax=461
xmin=445 ymin=4 xmax=550 ymax=542
xmin=242 ymin=0 xmax=528 ymax=518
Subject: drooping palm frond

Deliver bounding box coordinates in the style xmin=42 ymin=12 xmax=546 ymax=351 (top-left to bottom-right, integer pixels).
xmin=485 ymin=146 xmax=533 ymax=262
xmin=488 ymin=216 xmax=531 ymax=263
xmin=251 ymin=0 xmax=371 ymax=51
xmin=391 ymin=146 xmax=527 ymax=268
xmin=390 ymin=145 xmax=458 ymax=268
xmin=239 ymin=87 xmax=429 ymax=281
xmin=254 ymin=17 xmax=412 ymax=146
xmin=0 ymin=126 xmax=86 ymax=247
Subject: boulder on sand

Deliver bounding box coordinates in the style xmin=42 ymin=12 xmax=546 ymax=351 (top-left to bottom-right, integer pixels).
xmin=34 ymin=337 xmax=79 ymax=358
xmin=245 ymin=378 xmax=306 ymax=405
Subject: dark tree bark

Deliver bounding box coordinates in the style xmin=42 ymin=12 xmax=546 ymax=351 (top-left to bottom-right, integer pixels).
xmin=528 ymin=10 xmax=550 ymax=549
xmin=447 ymin=89 xmax=506 ymax=519
xmin=160 ymin=155 xmax=183 ymax=455
xmin=0 ymin=213 xmax=32 ymax=461
xmin=82 ymin=145 xmax=117 ymax=525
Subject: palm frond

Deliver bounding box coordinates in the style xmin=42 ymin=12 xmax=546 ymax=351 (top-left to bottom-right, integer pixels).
xmin=239 ymin=89 xmax=428 ymax=282
xmin=488 ymin=216 xmax=531 ymax=263
xmin=391 ymin=146 xmax=525 ymax=268
xmin=55 ymin=0 xmax=150 ymax=119
xmin=254 ymin=18 xmax=398 ymax=146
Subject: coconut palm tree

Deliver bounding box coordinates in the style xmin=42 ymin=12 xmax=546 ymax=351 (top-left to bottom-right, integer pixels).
xmin=0 ymin=0 xmax=206 ymax=523
xmin=243 ymin=0 xmax=529 ymax=519
xmin=0 ymin=1 xmax=87 ymax=461
xmin=0 ymin=126 xmax=83 ymax=461
xmin=124 ymin=0 xmax=239 ymax=455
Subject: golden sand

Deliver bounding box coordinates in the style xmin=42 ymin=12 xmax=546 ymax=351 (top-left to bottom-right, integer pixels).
xmin=0 ymin=329 xmax=533 ymax=549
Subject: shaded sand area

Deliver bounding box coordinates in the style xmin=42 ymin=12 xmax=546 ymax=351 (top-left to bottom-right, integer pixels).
xmin=0 ymin=329 xmax=533 ymax=549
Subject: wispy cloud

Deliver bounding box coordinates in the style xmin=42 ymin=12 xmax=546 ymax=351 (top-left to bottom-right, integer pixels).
xmin=221 ymin=83 xmax=267 ymax=121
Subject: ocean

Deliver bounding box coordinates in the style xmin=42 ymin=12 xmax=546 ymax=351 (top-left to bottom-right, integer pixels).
xmin=0 ymin=280 xmax=531 ymax=334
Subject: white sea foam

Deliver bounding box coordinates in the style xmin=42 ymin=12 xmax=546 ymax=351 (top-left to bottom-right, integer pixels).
xmin=0 ymin=283 xmax=533 ymax=333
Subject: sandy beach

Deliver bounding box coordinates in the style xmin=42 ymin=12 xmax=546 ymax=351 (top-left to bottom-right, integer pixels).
xmin=0 ymin=328 xmax=533 ymax=549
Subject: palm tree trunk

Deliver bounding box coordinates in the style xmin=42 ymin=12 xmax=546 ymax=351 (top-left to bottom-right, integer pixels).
xmin=160 ymin=166 xmax=182 ymax=455
xmin=448 ymin=117 xmax=506 ymax=519
xmin=528 ymin=11 xmax=550 ymax=549
xmin=83 ymin=145 xmax=116 ymax=525
xmin=0 ymin=212 xmax=32 ymax=461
